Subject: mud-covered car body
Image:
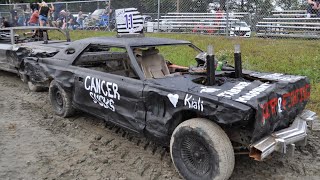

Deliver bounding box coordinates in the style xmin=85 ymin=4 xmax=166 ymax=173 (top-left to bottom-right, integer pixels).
xmin=0 ymin=26 xmax=70 ymax=74
xmin=24 ymin=36 xmax=315 ymax=160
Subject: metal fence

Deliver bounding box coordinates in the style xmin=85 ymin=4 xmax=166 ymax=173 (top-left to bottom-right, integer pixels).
xmin=0 ymin=0 xmax=319 ymax=39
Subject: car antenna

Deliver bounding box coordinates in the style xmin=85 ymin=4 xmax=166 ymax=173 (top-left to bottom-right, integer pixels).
xmin=115 ymin=8 xmax=145 ymax=38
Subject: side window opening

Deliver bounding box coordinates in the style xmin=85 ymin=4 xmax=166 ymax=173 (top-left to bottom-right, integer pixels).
xmin=73 ymin=44 xmax=139 ymax=79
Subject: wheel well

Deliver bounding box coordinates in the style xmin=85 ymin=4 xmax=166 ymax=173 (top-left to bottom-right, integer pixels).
xmin=168 ymin=110 xmax=198 ymax=136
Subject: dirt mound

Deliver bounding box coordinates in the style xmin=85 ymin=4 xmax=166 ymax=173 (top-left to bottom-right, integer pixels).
xmin=0 ymin=70 xmax=319 ymax=179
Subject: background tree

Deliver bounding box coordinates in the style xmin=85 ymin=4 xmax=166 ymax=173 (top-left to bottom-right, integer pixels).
xmin=276 ymin=0 xmax=305 ymax=10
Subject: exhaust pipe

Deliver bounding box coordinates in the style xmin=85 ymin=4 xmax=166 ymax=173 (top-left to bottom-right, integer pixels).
xmin=206 ymin=45 xmax=215 ymax=86
xmin=43 ymin=31 xmax=48 ymax=44
xmin=234 ymin=44 xmax=242 ymax=78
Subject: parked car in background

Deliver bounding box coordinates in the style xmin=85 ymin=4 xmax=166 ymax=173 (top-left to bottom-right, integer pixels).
xmin=142 ymin=15 xmax=152 ymax=31
xmin=147 ymin=20 xmax=173 ymax=32
xmin=90 ymin=9 xmax=106 ymax=20
xmin=230 ymin=21 xmax=251 ymax=37
xmin=142 ymin=15 xmax=152 ymax=24
xmin=73 ymin=13 xmax=89 ymax=20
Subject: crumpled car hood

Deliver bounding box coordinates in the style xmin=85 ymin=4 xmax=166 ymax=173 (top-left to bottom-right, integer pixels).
xmin=20 ymin=41 xmax=70 ymax=54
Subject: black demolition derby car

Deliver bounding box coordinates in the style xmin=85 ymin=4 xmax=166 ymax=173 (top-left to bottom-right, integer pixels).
xmin=23 ymin=37 xmax=318 ymax=179
xmin=21 ymin=8 xmax=318 ymax=180
xmin=0 ymin=26 xmax=70 ymax=90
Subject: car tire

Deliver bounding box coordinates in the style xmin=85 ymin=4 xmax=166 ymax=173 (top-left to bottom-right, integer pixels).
xmin=28 ymin=81 xmax=44 ymax=92
xmin=170 ymin=118 xmax=234 ymax=180
xmin=49 ymin=80 xmax=75 ymax=118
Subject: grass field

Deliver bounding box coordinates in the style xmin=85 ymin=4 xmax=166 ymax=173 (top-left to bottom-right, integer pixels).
xmin=68 ymin=31 xmax=320 ymax=114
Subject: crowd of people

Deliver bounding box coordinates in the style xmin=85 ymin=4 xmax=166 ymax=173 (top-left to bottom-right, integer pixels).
xmin=0 ymin=0 xmax=94 ymax=30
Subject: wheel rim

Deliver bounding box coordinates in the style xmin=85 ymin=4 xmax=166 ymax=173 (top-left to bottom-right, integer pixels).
xmin=55 ymin=90 xmax=64 ymax=108
xmin=180 ymin=135 xmax=211 ymax=176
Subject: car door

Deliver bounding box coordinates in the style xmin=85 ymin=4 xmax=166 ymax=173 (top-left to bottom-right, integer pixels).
xmin=72 ymin=46 xmax=146 ymax=133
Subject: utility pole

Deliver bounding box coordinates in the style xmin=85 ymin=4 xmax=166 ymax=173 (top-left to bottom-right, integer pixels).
xmin=225 ymin=0 xmax=229 ymax=37
xmin=157 ymin=0 xmax=160 ymax=32
xmin=108 ymin=0 xmax=112 ymax=31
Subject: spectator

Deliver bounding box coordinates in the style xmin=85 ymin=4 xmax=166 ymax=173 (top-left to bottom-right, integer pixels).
xmin=64 ymin=11 xmax=76 ymax=30
xmin=76 ymin=11 xmax=84 ymax=29
xmin=28 ymin=10 xmax=39 ymax=26
xmin=39 ymin=1 xmax=54 ymax=26
xmin=307 ymin=0 xmax=320 ymax=17
xmin=53 ymin=10 xmax=74 ymax=29
xmin=52 ymin=9 xmax=67 ymax=28
xmin=1 ymin=17 xmax=11 ymax=28
xmin=53 ymin=0 xmax=63 ymax=21
xmin=10 ymin=9 xmax=18 ymax=26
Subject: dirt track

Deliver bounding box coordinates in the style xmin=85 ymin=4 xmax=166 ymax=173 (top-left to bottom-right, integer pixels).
xmin=1 ymin=70 xmax=320 ymax=180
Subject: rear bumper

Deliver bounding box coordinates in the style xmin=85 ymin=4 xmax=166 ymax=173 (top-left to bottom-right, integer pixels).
xmin=249 ymin=110 xmax=318 ymax=161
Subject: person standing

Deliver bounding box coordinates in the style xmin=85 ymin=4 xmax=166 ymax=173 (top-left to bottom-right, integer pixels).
xmin=10 ymin=9 xmax=18 ymax=27
xmin=1 ymin=17 xmax=11 ymax=28
xmin=28 ymin=10 xmax=39 ymax=26
xmin=39 ymin=1 xmax=54 ymax=26
xmin=76 ymin=11 xmax=84 ymax=29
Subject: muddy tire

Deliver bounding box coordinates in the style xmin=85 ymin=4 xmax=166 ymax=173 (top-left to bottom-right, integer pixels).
xmin=170 ymin=118 xmax=234 ymax=180
xmin=28 ymin=81 xmax=44 ymax=92
xmin=49 ymin=80 xmax=75 ymax=118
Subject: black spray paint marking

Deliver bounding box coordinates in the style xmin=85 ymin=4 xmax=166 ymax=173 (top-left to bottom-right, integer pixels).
xmin=184 ymin=94 xmax=203 ymax=112
xmin=217 ymin=82 xmax=251 ymax=98
xmin=236 ymin=83 xmax=271 ymax=103
xmin=84 ymin=76 xmax=120 ymax=112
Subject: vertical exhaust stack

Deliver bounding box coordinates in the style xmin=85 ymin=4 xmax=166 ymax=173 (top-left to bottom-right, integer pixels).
xmin=234 ymin=44 xmax=242 ymax=78
xmin=206 ymin=45 xmax=215 ymax=86
xmin=66 ymin=30 xmax=71 ymax=42
xmin=43 ymin=31 xmax=48 ymax=44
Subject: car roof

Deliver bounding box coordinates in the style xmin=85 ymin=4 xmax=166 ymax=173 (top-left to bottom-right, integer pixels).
xmin=0 ymin=26 xmax=61 ymax=31
xmin=75 ymin=36 xmax=191 ymax=47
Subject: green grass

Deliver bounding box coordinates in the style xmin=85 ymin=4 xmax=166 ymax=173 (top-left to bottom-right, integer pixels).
xmin=68 ymin=31 xmax=320 ymax=114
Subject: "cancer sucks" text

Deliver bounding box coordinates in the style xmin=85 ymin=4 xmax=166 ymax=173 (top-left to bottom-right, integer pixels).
xmin=84 ymin=76 xmax=120 ymax=112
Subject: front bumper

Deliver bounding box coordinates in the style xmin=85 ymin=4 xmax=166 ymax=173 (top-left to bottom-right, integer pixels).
xmin=249 ymin=110 xmax=318 ymax=161
xmin=230 ymin=31 xmax=251 ymax=37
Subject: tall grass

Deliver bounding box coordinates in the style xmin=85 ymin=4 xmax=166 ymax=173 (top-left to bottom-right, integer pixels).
xmin=69 ymin=31 xmax=320 ymax=114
